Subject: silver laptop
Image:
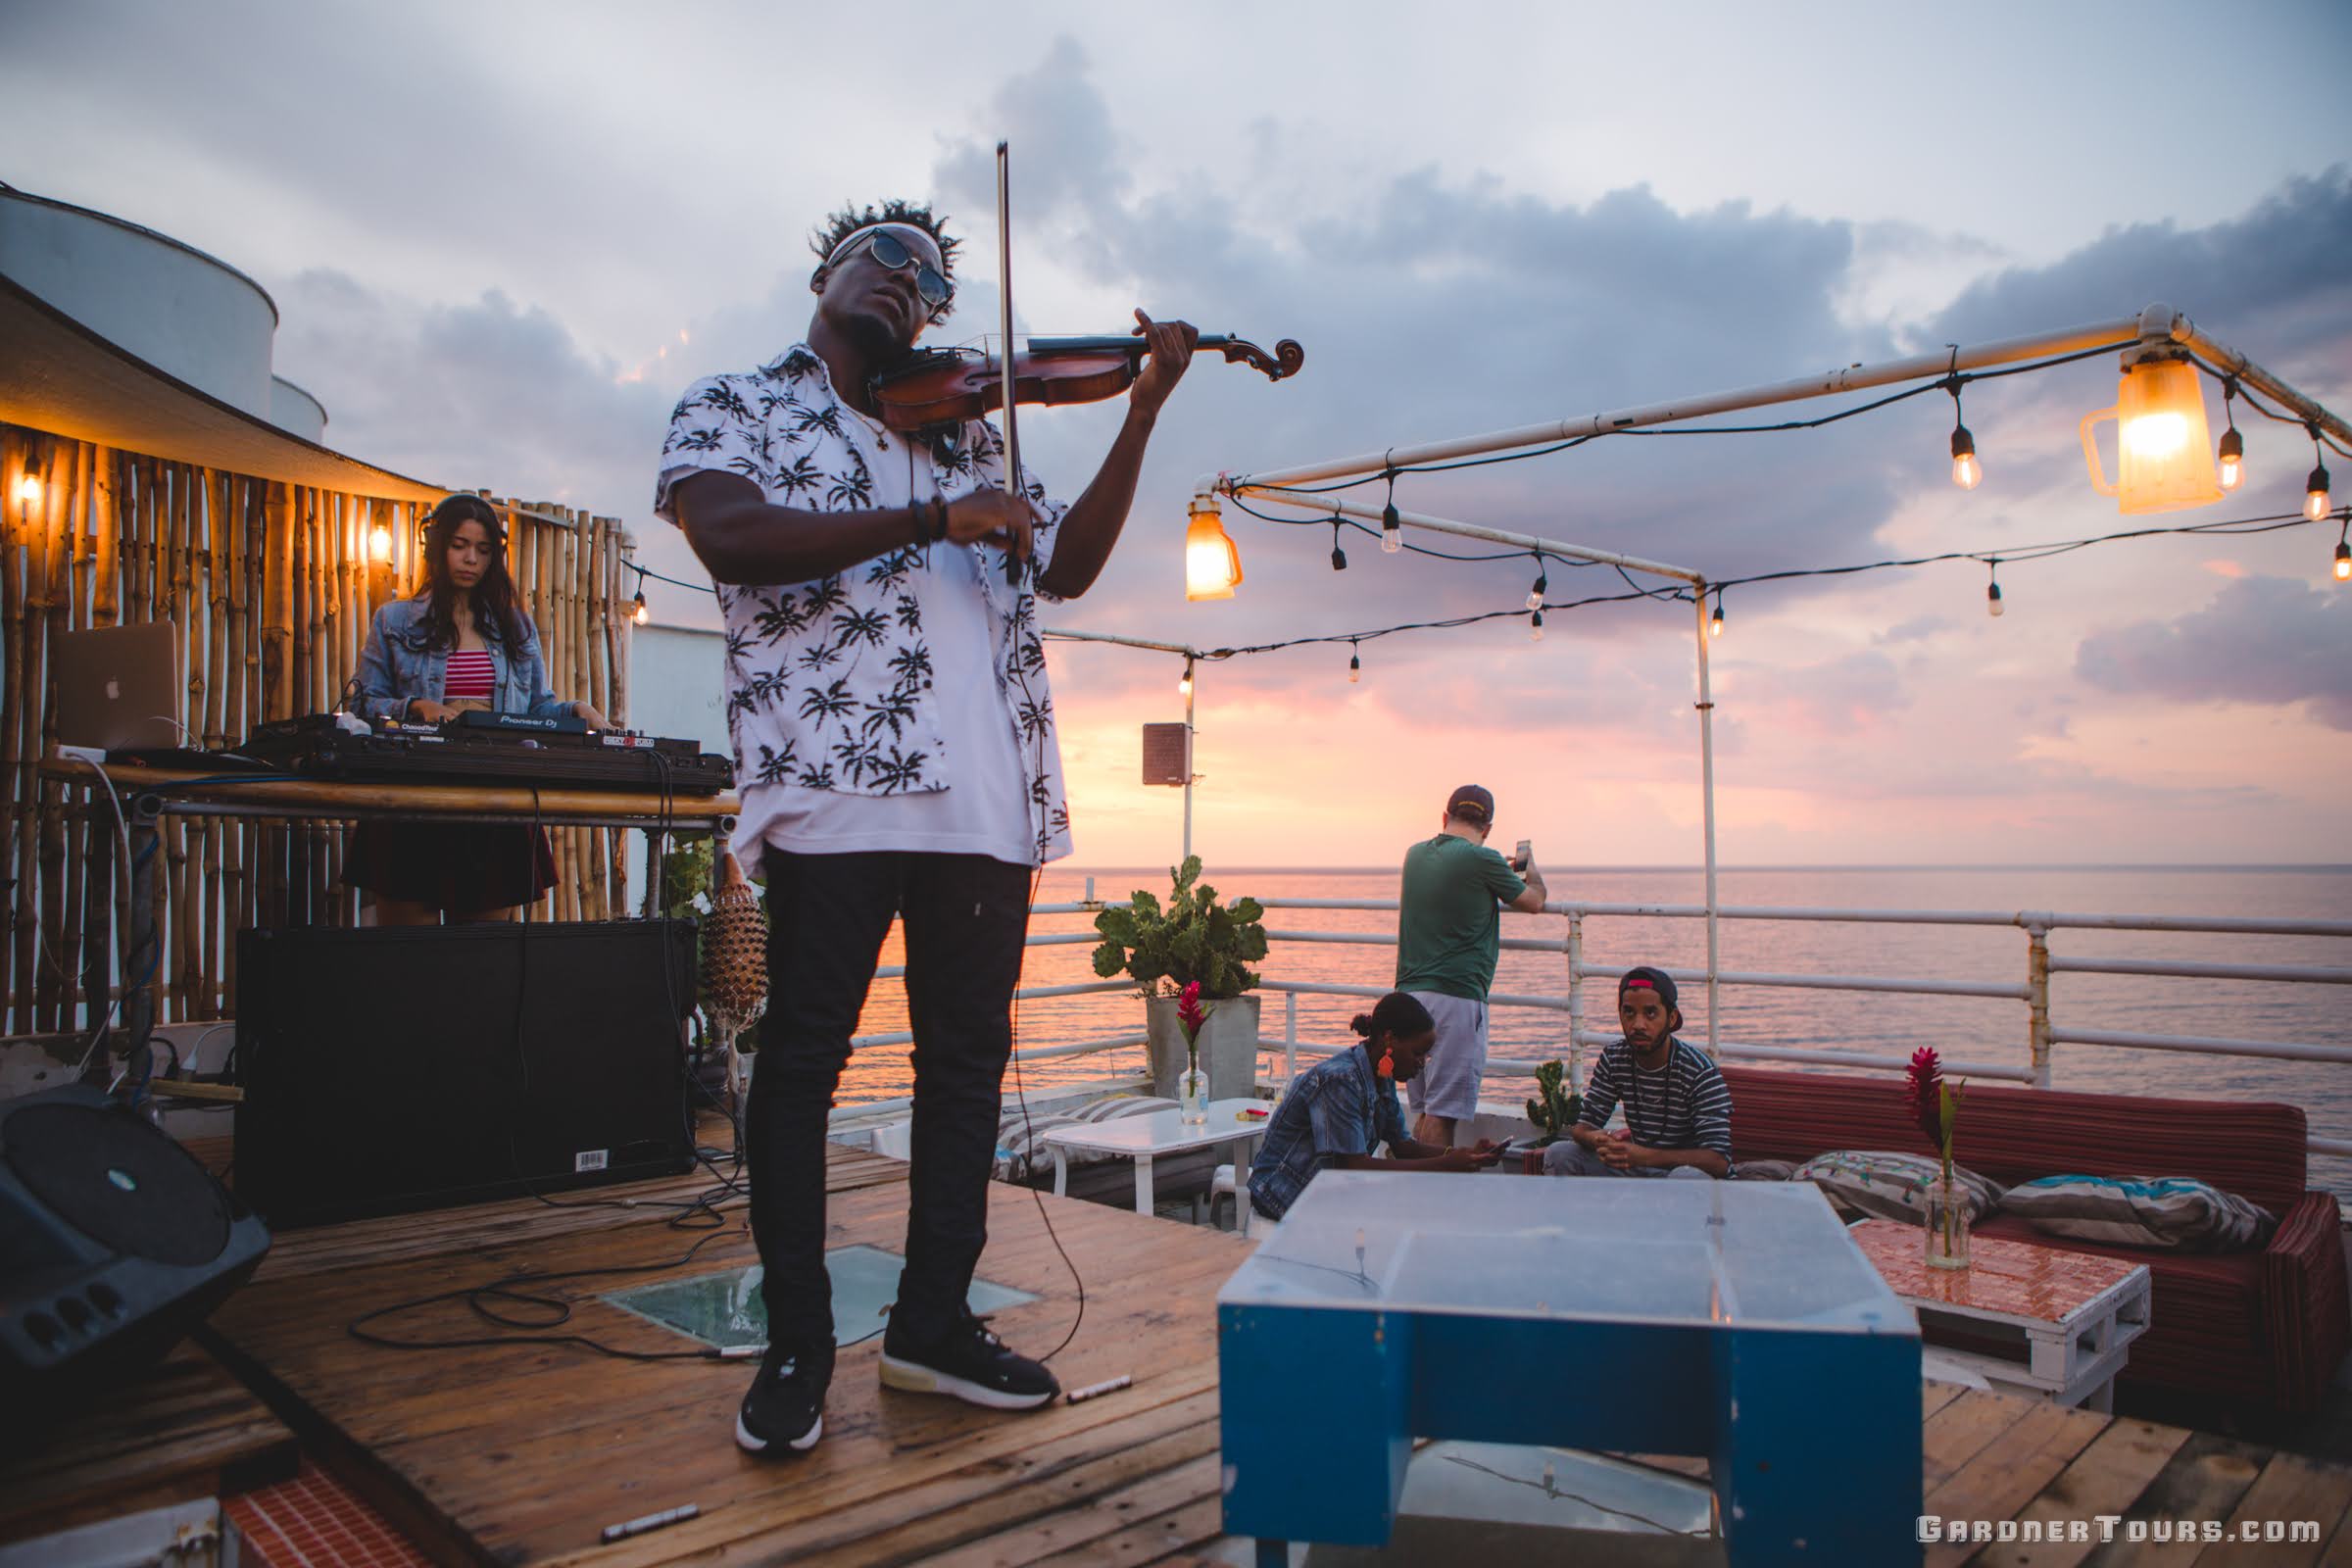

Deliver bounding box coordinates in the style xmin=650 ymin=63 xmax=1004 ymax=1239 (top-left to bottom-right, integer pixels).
xmin=54 ymin=621 xmax=183 ymax=752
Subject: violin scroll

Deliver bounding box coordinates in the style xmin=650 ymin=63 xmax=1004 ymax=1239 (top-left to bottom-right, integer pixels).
xmin=1214 ymin=336 xmax=1305 ymax=383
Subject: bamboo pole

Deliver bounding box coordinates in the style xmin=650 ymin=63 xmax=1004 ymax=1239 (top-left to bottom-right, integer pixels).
xmin=19 ymin=436 xmax=61 ymax=1032
xmin=33 ymin=439 xmax=72 ymax=1029
xmin=262 ymin=483 xmax=293 ymax=722
xmin=59 ymin=443 xmax=94 ymax=1024
xmin=92 ymin=448 xmax=121 ymax=628
xmin=0 ymin=429 xmax=27 ymax=1027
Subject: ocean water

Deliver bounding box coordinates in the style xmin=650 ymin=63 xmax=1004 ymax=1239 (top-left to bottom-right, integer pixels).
xmin=828 ymin=864 xmax=2352 ymax=1200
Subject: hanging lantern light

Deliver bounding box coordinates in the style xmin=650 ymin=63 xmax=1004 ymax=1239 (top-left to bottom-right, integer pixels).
xmin=1178 ymin=657 xmax=1195 ymax=698
xmin=2332 ymin=533 xmax=2350 ymax=583
xmin=369 ymin=521 xmax=393 ymax=562
xmin=15 ymin=474 xmax=42 ymax=507
xmin=1709 ymin=593 xmax=1725 ymax=639
xmin=1348 ymin=643 xmax=1361 ymax=683
xmin=2079 ymin=350 xmax=2222 ymax=514
xmin=633 ymin=588 xmax=650 ymax=626
xmin=2307 ymin=460 xmax=2333 ymax=523
xmin=1985 ymin=561 xmax=2005 ymax=617
xmin=1184 ymin=494 xmax=1243 ymax=601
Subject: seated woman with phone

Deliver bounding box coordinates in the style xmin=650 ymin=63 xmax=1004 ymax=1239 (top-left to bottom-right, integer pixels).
xmin=346 ymin=493 xmax=609 ymax=925
xmin=1247 ymin=992 xmax=1503 ymax=1226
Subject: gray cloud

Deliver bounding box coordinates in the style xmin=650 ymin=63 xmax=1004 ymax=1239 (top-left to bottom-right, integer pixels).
xmin=2075 ymin=573 xmax=2352 ymax=729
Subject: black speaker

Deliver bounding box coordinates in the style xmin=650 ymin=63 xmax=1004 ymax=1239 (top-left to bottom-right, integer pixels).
xmin=234 ymin=919 xmax=697 ymax=1228
xmin=0 ymin=1086 xmax=270 ymax=1420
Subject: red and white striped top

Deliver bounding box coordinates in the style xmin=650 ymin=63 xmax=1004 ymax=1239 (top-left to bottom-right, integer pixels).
xmin=443 ymin=649 xmax=494 ymax=701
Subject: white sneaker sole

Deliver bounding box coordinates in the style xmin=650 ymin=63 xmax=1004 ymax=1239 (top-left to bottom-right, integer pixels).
xmin=734 ymin=1410 xmax=822 ymax=1454
xmin=879 ymin=1352 xmax=1057 ymax=1410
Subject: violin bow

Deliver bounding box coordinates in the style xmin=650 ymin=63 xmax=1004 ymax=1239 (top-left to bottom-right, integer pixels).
xmin=995 ymin=140 xmax=1022 ymax=587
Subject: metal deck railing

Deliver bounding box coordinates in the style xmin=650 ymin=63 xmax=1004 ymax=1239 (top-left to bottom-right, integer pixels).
xmin=829 ymin=890 xmax=2352 ymax=1163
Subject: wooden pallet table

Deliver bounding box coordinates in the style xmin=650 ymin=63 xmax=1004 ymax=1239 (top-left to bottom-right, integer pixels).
xmin=1851 ymin=1217 xmax=2152 ymax=1410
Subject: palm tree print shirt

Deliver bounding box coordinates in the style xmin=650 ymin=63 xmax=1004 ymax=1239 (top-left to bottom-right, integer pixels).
xmin=655 ymin=345 xmax=1072 ymax=866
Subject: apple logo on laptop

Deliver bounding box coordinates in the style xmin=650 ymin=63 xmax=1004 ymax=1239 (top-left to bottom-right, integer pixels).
xmin=105 ymin=678 xmax=122 ymax=701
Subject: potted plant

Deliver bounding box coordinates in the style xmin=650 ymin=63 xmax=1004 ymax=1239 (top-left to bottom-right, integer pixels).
xmin=1524 ymin=1057 xmax=1584 ymax=1145
xmin=1091 ymin=856 xmax=1268 ymax=1102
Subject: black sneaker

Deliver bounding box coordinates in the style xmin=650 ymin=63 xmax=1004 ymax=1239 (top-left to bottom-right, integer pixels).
xmin=735 ymin=1340 xmax=831 ymax=1455
xmin=879 ymin=1310 xmax=1059 ymax=1410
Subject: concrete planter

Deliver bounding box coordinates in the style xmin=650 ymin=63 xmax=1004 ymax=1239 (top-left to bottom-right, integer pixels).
xmin=1144 ymin=993 xmax=1262 ymax=1102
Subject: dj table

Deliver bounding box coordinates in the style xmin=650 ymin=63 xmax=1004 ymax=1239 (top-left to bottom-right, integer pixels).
xmin=43 ymin=755 xmax=737 ymax=1076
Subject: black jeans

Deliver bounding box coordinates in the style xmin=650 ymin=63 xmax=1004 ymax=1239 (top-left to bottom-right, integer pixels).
xmin=751 ymin=848 xmax=1033 ymax=1352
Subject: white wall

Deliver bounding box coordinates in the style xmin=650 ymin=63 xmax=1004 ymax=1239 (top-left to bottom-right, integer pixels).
xmin=623 ymin=621 xmax=731 ymax=906
xmin=628 ymin=621 xmax=727 ymax=751
xmin=0 ymin=187 xmax=279 ymax=419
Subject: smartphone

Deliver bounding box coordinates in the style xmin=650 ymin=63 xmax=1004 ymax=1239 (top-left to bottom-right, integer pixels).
xmin=1510 ymin=840 xmax=1532 ymax=873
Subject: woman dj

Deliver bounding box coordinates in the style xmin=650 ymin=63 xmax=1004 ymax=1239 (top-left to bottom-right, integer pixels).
xmin=348 ymin=493 xmax=610 ymax=925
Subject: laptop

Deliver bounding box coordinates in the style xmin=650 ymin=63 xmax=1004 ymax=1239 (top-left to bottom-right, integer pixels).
xmin=53 ymin=622 xmax=185 ymax=755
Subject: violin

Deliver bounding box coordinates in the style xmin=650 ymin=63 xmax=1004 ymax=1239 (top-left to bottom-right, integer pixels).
xmin=868 ymin=331 xmax=1305 ymax=433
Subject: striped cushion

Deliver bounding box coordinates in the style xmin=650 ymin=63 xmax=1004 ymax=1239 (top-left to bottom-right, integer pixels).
xmin=1791 ymin=1150 xmax=2005 ymax=1223
xmin=2003 ymin=1174 xmax=2278 ymax=1253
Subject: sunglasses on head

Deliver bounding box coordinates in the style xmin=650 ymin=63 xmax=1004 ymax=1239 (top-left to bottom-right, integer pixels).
xmin=856 ymin=229 xmax=952 ymax=310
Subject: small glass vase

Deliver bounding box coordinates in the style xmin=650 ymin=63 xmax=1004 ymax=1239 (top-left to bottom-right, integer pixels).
xmin=1178 ymin=1064 xmax=1207 ymax=1123
xmin=1924 ymin=1172 xmax=1972 ymax=1271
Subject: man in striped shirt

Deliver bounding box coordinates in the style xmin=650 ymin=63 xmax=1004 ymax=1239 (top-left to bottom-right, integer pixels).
xmin=1544 ymin=967 xmax=1733 ymax=1179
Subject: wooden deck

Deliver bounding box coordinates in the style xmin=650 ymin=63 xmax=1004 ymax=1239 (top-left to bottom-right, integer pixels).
xmin=198 ymin=1142 xmax=1244 ymax=1567
xmin=38 ymin=1133 xmax=2328 ymax=1566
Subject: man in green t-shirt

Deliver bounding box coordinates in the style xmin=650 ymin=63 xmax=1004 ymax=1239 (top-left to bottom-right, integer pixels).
xmin=1395 ymin=785 xmax=1548 ymax=1146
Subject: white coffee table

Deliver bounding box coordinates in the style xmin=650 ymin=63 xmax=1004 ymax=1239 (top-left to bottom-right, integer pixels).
xmin=1849 ymin=1218 xmax=2152 ymax=1410
xmin=1042 ymin=1099 xmax=1268 ymax=1235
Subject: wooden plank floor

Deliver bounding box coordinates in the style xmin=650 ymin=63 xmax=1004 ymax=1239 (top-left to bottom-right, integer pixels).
xmin=186 ymin=1136 xmax=2352 ymax=1566
xmin=0 ymin=1340 xmax=300 ymax=1546
xmin=201 ymin=1142 xmax=1246 ymax=1567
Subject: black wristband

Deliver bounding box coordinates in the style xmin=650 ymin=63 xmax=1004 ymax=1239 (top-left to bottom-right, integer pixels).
xmin=929 ymin=496 xmax=950 ymax=542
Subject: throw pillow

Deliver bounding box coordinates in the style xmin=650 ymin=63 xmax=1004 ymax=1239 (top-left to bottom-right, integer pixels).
xmin=2003 ymin=1174 xmax=2278 ymax=1253
xmin=1790 ymin=1151 xmax=2005 ymax=1223
xmin=1730 ymin=1158 xmax=1799 ymax=1182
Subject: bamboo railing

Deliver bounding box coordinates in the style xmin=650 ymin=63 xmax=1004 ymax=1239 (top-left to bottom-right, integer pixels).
xmin=0 ymin=421 xmax=639 ymax=1031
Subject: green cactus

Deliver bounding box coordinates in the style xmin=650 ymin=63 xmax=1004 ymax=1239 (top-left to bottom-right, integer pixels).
xmin=1525 ymin=1058 xmax=1584 ymax=1142
xmin=1090 ymin=855 xmax=1268 ymax=999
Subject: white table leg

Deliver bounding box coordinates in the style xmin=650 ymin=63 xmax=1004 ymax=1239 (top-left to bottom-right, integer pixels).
xmin=1052 ymin=1147 xmax=1069 ymax=1199
xmin=1238 ymin=1134 xmax=1258 ymax=1238
xmin=1135 ymin=1154 xmax=1155 ymax=1215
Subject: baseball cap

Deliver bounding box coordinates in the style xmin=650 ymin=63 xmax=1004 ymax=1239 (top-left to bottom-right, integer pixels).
xmin=1618 ymin=965 xmax=1680 ymax=1012
xmin=1445 ymin=785 xmax=1495 ymax=825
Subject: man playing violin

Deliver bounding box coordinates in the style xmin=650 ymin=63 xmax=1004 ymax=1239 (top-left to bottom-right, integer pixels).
xmin=657 ymin=200 xmax=1200 ymax=1458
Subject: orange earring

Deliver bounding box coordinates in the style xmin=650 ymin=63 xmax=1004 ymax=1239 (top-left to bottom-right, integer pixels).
xmin=1377 ymin=1048 xmax=1396 ymax=1080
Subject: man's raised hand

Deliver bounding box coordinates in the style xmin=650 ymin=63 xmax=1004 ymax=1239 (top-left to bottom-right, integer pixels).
xmin=1128 ymin=310 xmax=1200 ymax=416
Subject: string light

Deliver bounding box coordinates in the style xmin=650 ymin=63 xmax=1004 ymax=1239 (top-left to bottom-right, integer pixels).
xmin=1330 ymin=519 xmax=1347 ymax=571
xmin=2306 ymin=429 xmax=2332 ymax=522
xmin=1709 ymin=592 xmax=1724 ymax=639
xmin=1184 ymin=494 xmax=1244 ymax=600
xmin=1348 ymin=640 xmax=1360 ymax=683
xmin=1179 ymin=656 xmax=1195 ymax=699
xmin=631 ymin=565 xmax=650 ymax=625
xmin=1528 ymin=610 xmax=1544 ymax=643
xmin=1946 ymin=380 xmax=1981 ymax=490
xmin=1380 ymin=469 xmax=1401 ymax=554
xmin=369 ymin=521 xmax=393 ymax=562
xmin=2334 ymin=524 xmax=2350 ymax=584
xmin=14 ymin=474 xmax=40 ymax=507
xmin=1985 ymin=560 xmax=2004 ymax=617
xmin=2216 ymin=383 xmax=2244 ymax=493
xmin=1526 ymin=557 xmax=1547 ymax=611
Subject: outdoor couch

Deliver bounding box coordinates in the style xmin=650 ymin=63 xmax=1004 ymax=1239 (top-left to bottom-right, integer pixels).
xmin=1721 ymin=1065 xmax=2349 ymax=1415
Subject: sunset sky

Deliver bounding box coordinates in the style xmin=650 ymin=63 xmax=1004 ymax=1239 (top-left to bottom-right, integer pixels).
xmin=8 ymin=2 xmax=2349 ymax=868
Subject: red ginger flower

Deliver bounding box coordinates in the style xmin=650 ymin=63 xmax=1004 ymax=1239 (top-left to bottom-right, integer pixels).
xmin=1177 ymin=980 xmax=1205 ymax=1038
xmin=1904 ymin=1047 xmax=1944 ymax=1145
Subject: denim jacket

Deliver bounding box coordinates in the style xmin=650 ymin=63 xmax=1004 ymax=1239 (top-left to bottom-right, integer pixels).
xmin=353 ymin=593 xmax=569 ymax=722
